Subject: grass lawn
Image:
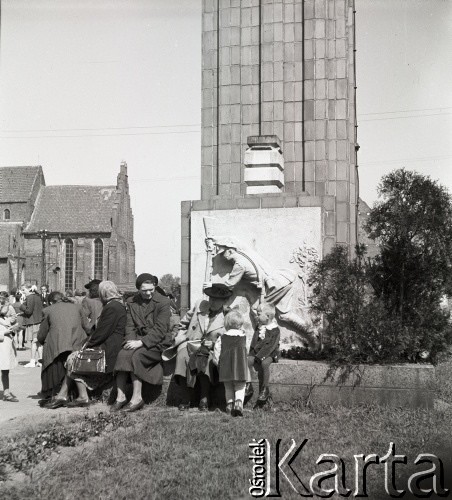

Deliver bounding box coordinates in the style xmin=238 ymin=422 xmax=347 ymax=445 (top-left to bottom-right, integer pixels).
xmin=1 ymin=402 xmax=451 ymax=499
xmin=1 ymin=357 xmax=452 ymax=499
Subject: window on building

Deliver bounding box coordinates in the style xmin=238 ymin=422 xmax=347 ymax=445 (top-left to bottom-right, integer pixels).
xmin=65 ymin=238 xmax=74 ymax=291
xmin=94 ymin=238 xmax=103 ymax=280
xmin=4 ymin=209 xmax=10 ymax=220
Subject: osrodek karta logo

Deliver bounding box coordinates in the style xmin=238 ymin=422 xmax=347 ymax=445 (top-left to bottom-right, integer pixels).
xmin=248 ymin=439 xmax=449 ymax=498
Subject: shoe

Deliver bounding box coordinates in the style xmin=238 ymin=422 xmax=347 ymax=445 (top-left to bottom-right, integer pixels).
xmin=245 ymin=383 xmax=254 ymax=398
xmin=110 ymin=400 xmax=128 ymax=412
xmin=45 ymin=398 xmax=68 ymax=409
xmin=232 ymin=399 xmax=243 ymax=417
xmin=24 ymin=360 xmax=36 ymax=368
xmin=178 ymin=402 xmax=190 ymax=411
xmin=66 ymin=399 xmax=91 ymax=408
xmin=258 ymin=387 xmax=270 ymax=401
xmin=3 ymin=393 xmax=19 ymax=402
xmin=198 ymin=397 xmax=208 ymax=412
xmin=38 ymin=397 xmax=52 ymax=407
xmin=123 ymin=400 xmax=145 ymax=413
xmin=225 ymin=401 xmax=234 ymax=415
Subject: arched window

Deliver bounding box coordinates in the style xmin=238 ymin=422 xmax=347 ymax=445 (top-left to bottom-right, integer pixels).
xmin=94 ymin=238 xmax=103 ymax=280
xmin=3 ymin=209 xmax=10 ymax=220
xmin=65 ymin=239 xmax=74 ymax=291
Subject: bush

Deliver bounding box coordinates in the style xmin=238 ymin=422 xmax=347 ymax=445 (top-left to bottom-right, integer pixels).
xmin=308 ymin=245 xmax=409 ymax=364
xmin=305 ymin=170 xmax=452 ymax=365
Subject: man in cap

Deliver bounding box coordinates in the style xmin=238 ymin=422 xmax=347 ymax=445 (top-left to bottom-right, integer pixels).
xmin=81 ymin=279 xmax=103 ymax=334
xmin=170 ymin=282 xmax=232 ymax=411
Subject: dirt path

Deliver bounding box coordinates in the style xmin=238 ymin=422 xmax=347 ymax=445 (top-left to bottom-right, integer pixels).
xmin=0 ymin=348 xmax=106 ymax=437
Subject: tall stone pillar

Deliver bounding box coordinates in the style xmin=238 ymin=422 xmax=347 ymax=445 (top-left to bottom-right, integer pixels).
xmin=183 ymin=0 xmax=358 ymax=323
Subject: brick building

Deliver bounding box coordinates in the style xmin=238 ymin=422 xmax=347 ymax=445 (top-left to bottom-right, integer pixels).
xmin=0 ymin=162 xmax=135 ymax=292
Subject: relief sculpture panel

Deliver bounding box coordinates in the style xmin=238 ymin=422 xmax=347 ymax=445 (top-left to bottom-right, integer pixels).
xmin=190 ymin=208 xmax=322 ymax=350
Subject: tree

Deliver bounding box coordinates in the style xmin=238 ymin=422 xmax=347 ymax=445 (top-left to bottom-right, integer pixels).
xmin=365 ymin=169 xmax=452 ymax=360
xmin=159 ymin=274 xmax=181 ymax=297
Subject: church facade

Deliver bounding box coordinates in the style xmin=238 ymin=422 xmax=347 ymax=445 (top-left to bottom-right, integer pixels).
xmin=0 ymin=162 xmax=136 ymax=292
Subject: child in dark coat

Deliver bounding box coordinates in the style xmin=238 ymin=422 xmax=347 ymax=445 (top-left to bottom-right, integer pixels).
xmin=213 ymin=309 xmax=247 ymax=416
xmin=248 ymin=302 xmax=280 ymax=402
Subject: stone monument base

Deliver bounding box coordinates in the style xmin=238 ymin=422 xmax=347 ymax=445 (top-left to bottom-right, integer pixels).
xmin=163 ymin=360 xmax=435 ymax=409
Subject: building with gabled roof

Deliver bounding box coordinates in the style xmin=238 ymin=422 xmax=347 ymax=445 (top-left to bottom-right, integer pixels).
xmin=0 ymin=166 xmax=45 ymax=223
xmin=0 ymin=162 xmax=135 ymax=292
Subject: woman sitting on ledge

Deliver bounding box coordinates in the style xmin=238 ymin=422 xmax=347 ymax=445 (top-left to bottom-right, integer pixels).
xmin=111 ymin=273 xmax=171 ymax=413
xmin=38 ymin=291 xmax=86 ymax=406
xmin=46 ymin=281 xmax=127 ymax=409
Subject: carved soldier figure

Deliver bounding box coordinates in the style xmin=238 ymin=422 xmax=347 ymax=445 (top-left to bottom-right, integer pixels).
xmin=211 ymin=236 xmax=310 ymax=333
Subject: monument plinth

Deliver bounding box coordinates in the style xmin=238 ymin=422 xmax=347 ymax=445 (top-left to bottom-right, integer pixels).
xmin=182 ymin=0 xmax=358 ymax=348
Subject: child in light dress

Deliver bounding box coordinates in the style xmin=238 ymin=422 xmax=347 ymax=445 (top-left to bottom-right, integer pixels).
xmin=214 ymin=309 xmax=248 ymax=416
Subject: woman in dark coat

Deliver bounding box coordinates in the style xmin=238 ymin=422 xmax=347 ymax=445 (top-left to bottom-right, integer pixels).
xmin=112 ymin=273 xmax=171 ymax=412
xmin=47 ymin=281 xmax=126 ymax=409
xmin=37 ymin=291 xmax=86 ymax=401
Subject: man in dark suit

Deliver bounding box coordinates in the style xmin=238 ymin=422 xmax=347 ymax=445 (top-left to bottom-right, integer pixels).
xmin=40 ymin=285 xmax=50 ymax=308
xmin=248 ymin=302 xmax=280 ymax=401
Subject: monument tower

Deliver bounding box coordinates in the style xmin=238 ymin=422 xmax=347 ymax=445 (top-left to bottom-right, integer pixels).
xmin=181 ymin=0 xmax=358 ymax=322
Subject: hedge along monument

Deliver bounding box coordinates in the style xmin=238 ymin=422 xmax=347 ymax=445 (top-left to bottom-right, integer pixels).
xmin=181 ymin=0 xmax=358 ymax=349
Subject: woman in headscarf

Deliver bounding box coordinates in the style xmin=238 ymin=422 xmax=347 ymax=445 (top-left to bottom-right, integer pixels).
xmin=46 ymin=281 xmax=127 ymax=408
xmin=37 ymin=291 xmax=86 ymax=404
xmin=111 ymin=273 xmax=171 ymax=412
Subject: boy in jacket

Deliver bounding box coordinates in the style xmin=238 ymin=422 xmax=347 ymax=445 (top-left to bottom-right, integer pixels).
xmin=248 ymin=302 xmax=280 ymax=402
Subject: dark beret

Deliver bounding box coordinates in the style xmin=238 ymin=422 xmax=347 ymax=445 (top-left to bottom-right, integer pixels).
xmin=136 ymin=273 xmax=158 ymax=289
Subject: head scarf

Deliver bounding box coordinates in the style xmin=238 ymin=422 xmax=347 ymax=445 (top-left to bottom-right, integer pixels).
xmin=99 ymin=281 xmax=122 ymax=303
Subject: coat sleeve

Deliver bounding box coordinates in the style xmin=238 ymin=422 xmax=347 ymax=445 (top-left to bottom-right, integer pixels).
xmin=37 ymin=311 xmax=50 ymax=344
xmin=20 ymin=296 xmax=34 ymax=317
xmin=213 ymin=335 xmax=222 ymax=365
xmin=140 ymin=300 xmax=171 ymax=349
xmin=173 ymin=303 xmax=196 ymax=335
xmin=87 ymin=303 xmax=124 ymax=347
xmin=80 ymin=298 xmax=92 ymax=334
xmin=248 ymin=328 xmax=260 ymax=356
xmin=125 ymin=303 xmax=139 ymax=340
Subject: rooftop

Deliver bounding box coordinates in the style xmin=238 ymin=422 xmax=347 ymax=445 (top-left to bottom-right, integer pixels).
xmin=0 ymin=166 xmax=43 ymax=203
xmin=24 ymin=185 xmax=116 ymax=234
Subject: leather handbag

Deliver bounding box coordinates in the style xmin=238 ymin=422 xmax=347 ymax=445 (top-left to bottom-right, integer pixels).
xmin=72 ymin=345 xmax=106 ymax=375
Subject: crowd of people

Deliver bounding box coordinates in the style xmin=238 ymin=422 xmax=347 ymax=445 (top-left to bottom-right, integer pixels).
xmin=0 ymin=273 xmax=280 ymax=415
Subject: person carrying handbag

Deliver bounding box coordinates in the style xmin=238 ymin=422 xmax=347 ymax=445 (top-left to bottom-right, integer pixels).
xmin=46 ymin=282 xmax=126 ymax=409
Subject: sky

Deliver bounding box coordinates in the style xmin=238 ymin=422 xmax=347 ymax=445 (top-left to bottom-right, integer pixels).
xmin=0 ymin=0 xmax=451 ymax=277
